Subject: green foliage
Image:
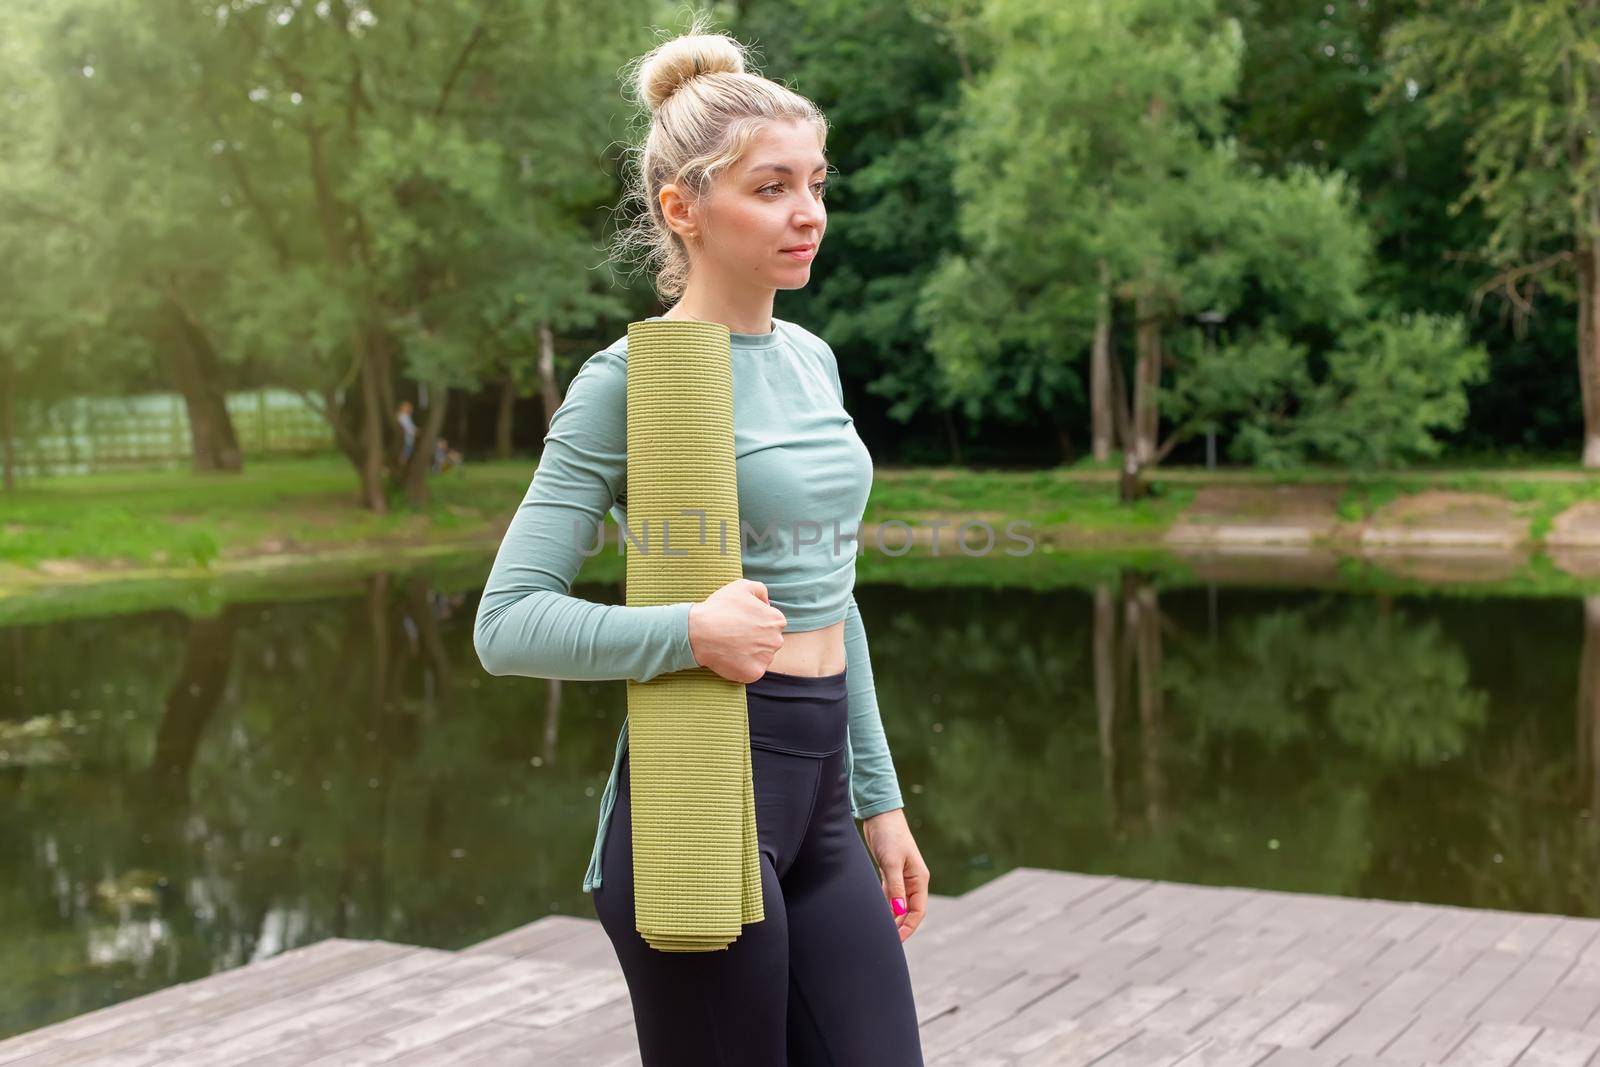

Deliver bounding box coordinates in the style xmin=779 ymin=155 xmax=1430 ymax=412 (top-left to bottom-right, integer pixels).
xmin=1381 ymin=0 xmax=1600 ymax=270
xmin=0 ymin=0 xmax=1590 ymax=479
xmin=1220 ymin=313 xmax=1491 ymax=469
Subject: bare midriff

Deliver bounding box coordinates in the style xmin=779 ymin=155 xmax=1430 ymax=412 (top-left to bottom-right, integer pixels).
xmin=767 ymin=618 xmax=847 ymax=676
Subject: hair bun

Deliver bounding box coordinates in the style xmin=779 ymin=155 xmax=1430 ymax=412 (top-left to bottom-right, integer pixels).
xmin=634 ymin=32 xmax=747 ymax=112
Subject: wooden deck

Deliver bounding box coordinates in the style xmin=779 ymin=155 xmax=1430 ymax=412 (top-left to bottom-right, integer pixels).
xmin=4 ymin=867 xmax=1600 ymax=1065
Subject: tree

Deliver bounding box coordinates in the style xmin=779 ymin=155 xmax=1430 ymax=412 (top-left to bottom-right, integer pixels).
xmin=1381 ymin=0 xmax=1600 ymax=466
xmin=922 ymin=0 xmax=1485 ymax=493
xmin=28 ymin=0 xmax=643 ymax=507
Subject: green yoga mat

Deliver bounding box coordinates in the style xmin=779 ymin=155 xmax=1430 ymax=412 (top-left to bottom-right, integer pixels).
xmin=623 ymin=318 xmax=764 ymax=952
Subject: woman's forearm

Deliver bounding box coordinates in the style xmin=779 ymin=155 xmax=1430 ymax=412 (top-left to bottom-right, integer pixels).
xmin=842 ymin=594 xmax=905 ymax=819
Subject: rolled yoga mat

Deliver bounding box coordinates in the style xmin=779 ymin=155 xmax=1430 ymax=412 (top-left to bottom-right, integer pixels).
xmin=623 ymin=318 xmax=764 ymax=952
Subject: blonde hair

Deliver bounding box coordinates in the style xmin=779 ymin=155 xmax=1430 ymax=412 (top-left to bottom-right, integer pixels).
xmin=610 ymin=16 xmax=831 ymax=302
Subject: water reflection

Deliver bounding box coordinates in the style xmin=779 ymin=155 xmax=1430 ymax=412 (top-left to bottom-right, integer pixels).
xmin=1 ymin=566 xmax=1597 ymax=1038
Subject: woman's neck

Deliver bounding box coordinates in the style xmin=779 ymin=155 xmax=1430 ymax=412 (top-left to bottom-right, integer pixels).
xmin=664 ymin=273 xmax=776 ymax=336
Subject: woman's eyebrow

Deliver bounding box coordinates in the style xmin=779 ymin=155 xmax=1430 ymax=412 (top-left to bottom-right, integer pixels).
xmin=747 ymin=161 xmax=830 ymax=176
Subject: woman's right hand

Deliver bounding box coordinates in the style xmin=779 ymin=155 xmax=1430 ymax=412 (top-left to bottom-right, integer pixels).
xmin=687 ymin=579 xmax=787 ymax=683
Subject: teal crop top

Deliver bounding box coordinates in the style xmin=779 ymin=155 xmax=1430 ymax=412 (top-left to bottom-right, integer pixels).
xmin=471 ymin=315 xmax=905 ymax=893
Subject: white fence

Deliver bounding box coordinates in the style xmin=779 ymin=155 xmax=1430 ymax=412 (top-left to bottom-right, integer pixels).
xmin=12 ymin=388 xmax=334 ymax=476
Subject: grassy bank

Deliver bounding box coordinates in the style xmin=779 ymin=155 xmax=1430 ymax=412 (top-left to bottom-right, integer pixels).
xmin=3 ymin=453 xmax=1599 ymax=594
xmin=0 ymin=456 xmax=527 ymax=573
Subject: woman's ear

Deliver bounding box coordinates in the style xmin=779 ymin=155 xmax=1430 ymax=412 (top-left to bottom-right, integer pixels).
xmin=659 ymin=184 xmax=698 ymax=243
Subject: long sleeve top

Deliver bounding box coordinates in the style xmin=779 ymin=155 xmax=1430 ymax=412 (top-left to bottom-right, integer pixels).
xmin=471 ymin=315 xmax=905 ymax=893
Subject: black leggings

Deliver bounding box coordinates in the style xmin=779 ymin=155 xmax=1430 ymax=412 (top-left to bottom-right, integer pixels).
xmin=590 ymin=667 xmax=925 ymax=1066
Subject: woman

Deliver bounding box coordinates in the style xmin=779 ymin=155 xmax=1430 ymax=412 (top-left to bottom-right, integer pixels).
xmin=472 ymin=21 xmax=928 ymax=1065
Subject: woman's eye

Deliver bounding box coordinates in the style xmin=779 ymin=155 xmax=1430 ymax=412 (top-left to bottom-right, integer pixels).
xmin=759 ymin=182 xmax=829 ymax=197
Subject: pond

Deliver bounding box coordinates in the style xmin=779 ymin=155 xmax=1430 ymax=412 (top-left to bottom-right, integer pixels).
xmin=2 ymin=556 xmax=1597 ymax=1039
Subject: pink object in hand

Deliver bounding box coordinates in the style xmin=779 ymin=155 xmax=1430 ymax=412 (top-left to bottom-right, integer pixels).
xmin=891 ymin=897 xmax=907 ymax=916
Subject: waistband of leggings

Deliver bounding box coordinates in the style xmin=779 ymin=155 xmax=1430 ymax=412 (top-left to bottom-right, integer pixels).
xmin=745 ymin=667 xmax=848 ymax=702
xmin=746 ymin=669 xmax=848 ymax=756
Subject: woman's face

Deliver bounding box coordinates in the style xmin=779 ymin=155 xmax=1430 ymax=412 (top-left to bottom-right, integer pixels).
xmin=670 ymin=119 xmax=828 ymax=292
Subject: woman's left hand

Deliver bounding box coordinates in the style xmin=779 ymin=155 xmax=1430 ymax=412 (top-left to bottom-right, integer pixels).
xmin=862 ymin=808 xmax=929 ymax=942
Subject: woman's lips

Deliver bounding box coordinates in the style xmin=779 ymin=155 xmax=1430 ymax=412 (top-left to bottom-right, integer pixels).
xmin=781 ymin=246 xmax=816 ymax=262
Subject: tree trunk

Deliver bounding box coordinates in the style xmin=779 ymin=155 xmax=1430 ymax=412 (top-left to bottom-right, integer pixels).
xmin=1092 ymin=581 xmax=1118 ymax=821
xmin=357 ymin=333 xmax=388 ymax=512
xmin=538 ymin=321 xmax=561 ymax=439
xmin=1580 ymin=596 xmax=1600 ymax=816
xmin=162 ymin=296 xmax=243 ymax=473
xmin=1108 ymin=334 xmax=1146 ymax=504
xmin=1133 ymin=289 xmax=1161 ymax=466
xmin=404 ymin=381 xmax=450 ymax=508
xmin=1 ymin=350 xmax=14 ymax=491
xmin=943 ymin=409 xmax=963 ymax=465
xmin=496 ymin=368 xmax=516 ymax=459
xmin=1056 ymin=426 xmax=1074 ymax=465
xmin=1578 ymin=235 xmax=1600 ymax=467
xmin=1091 ymin=260 xmax=1113 ymax=462
xmin=148 ymin=607 xmax=239 ymax=805
xmin=1134 ymin=580 xmax=1164 ymax=828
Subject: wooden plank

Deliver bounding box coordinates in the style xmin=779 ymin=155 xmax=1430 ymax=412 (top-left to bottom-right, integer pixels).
xmin=13 ymin=867 xmax=1600 ymax=1066
xmin=1013 ymin=1020 xmax=1138 ymax=1065
xmin=382 ymin=958 xmax=571 ymax=1017
xmin=907 ymin=874 xmax=1139 ymax=973
xmin=1050 ymin=942 xmax=1166 ymax=987
xmin=1436 ymin=1020 xmax=1541 ymax=1066
xmin=917 ymin=970 xmax=1077 ymax=1061
xmin=460 ymin=915 xmax=596 ymax=958
xmin=379 ymin=1021 xmax=538 ymax=1066
xmin=1169 ymin=1038 xmax=1278 ymax=1066
xmin=0 ymin=940 xmax=374 ymax=1065
xmin=1382 ymin=1012 xmax=1479 ymax=1062
xmin=940 ymin=978 xmax=1124 ymax=1060
xmin=1185 ymin=991 xmax=1298 ymax=1045
xmin=1252 ymin=1048 xmax=1344 ymax=1066
xmin=1282 ymin=929 xmax=1394 ymax=971
xmin=9 ymin=942 xmax=423 ymax=1067
xmin=300 ymin=975 xmax=589 ymax=1066
xmin=1137 ymin=989 xmax=1235 ymax=1035
xmin=1250 ymin=1000 xmax=1355 ymax=1049
xmin=231 ymin=1008 xmax=423 ymax=1067
xmin=1490 ymin=913 xmax=1568 ymax=956
xmin=1421 ymin=949 xmax=1525 ymax=1018
xmin=909 ymin=963 xmax=1030 ymax=1029
xmin=455 ymin=997 xmax=639 ymax=1065
xmin=535 ymin=1022 xmax=645 ymax=1067
xmin=527 ymin=922 xmax=617 ymax=968
xmin=1515 ymin=1025 xmax=1600 ymax=1067
xmin=134 ymin=948 xmax=460 ymax=1066
xmin=1525 ymin=980 xmax=1600 ymax=1031
xmin=1471 ymin=952 xmax=1575 ymax=1024
xmin=1453 ymin=911 xmax=1527 ymax=954
xmin=1309 ymin=1004 xmax=1416 ymax=1057
xmin=1070 ymin=985 xmax=1183 ymax=1029
xmin=1534 ymin=919 xmax=1600 ymax=962
xmin=1253 ymin=959 xmax=1343 ymax=1000
xmin=1369 ymin=901 xmax=1441 ymax=943
xmin=1080 ymin=1027 xmax=1210 ymax=1067
xmin=1361 ymin=959 xmax=1476 ymax=1017
xmin=492 ymin=967 xmax=630 ymax=1028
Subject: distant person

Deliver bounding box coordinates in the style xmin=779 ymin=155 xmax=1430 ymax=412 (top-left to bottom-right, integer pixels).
xmin=432 ymin=436 xmax=463 ymax=474
xmin=396 ymin=401 xmax=417 ymax=463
